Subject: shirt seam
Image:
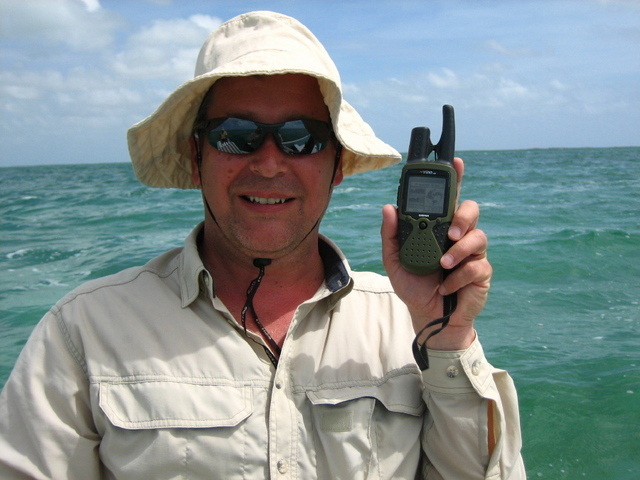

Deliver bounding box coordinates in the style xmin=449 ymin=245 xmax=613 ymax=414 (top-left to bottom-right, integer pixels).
xmin=52 ymin=305 xmax=88 ymax=376
xmin=56 ymin=263 xmax=179 ymax=310
xmin=88 ymin=375 xmax=271 ymax=388
xmin=291 ymin=365 xmax=420 ymax=393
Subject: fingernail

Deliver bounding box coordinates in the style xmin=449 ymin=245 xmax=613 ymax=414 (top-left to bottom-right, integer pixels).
xmin=438 ymin=284 xmax=448 ymax=296
xmin=441 ymin=253 xmax=454 ymax=269
xmin=449 ymin=226 xmax=462 ymax=240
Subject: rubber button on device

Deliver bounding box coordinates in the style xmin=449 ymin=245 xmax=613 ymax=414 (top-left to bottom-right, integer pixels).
xmin=419 ymin=221 xmax=428 ymax=229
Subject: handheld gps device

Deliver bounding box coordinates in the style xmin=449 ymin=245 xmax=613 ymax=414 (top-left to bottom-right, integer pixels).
xmin=397 ymin=105 xmax=457 ymax=275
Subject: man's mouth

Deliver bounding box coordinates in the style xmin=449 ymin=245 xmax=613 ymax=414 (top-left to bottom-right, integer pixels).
xmin=244 ymin=196 xmax=292 ymax=205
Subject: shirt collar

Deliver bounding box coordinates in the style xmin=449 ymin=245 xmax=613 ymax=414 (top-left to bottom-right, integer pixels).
xmin=318 ymin=234 xmax=351 ymax=293
xmin=179 ymin=223 xmax=208 ymax=308
xmin=179 ymin=223 xmax=353 ymax=308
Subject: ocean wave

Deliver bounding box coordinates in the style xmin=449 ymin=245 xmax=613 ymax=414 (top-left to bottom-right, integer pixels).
xmin=546 ymin=228 xmax=636 ymax=247
xmin=37 ymin=279 xmax=69 ymax=288
xmin=6 ymin=249 xmax=31 ymax=259
xmin=334 ymin=186 xmax=362 ymax=194
xmin=5 ymin=247 xmax=84 ymax=265
xmin=328 ymin=203 xmax=374 ymax=212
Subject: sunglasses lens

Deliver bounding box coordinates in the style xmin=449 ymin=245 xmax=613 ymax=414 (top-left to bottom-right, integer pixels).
xmin=206 ymin=118 xmax=332 ymax=155
xmin=207 ymin=118 xmax=259 ymax=154
xmin=277 ymin=119 xmax=331 ymax=155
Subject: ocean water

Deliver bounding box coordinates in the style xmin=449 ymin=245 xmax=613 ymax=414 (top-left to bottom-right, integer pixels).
xmin=1 ymin=147 xmax=639 ymax=478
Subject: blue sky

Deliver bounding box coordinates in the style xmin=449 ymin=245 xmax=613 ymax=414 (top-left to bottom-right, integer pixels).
xmin=1 ymin=0 xmax=638 ymax=167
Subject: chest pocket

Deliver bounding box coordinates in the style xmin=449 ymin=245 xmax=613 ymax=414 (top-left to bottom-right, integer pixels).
xmin=99 ymin=380 xmax=252 ymax=429
xmin=304 ymin=371 xmax=425 ymax=480
xmin=96 ymin=379 xmax=264 ymax=479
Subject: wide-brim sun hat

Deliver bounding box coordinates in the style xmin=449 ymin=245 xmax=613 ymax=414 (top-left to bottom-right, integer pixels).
xmin=127 ymin=11 xmax=401 ymax=189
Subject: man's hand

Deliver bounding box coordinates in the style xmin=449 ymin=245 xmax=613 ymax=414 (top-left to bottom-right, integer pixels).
xmin=381 ymin=158 xmax=491 ymax=351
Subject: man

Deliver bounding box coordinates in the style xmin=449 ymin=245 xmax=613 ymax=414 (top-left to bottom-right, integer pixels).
xmin=0 ymin=11 xmax=525 ymax=479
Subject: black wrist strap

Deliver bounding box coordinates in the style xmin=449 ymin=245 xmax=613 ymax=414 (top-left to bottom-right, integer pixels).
xmin=412 ymin=291 xmax=457 ymax=370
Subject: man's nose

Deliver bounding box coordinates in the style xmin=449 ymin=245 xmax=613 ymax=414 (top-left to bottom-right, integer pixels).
xmin=248 ymin=134 xmax=288 ymax=178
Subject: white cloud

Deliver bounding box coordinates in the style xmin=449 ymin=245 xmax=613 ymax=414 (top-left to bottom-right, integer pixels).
xmin=0 ymin=66 xmax=143 ymax=132
xmin=550 ymin=79 xmax=569 ymax=91
xmin=0 ymin=6 xmax=225 ymax=166
xmin=112 ymin=15 xmax=222 ymax=82
xmin=495 ymin=78 xmax=531 ymax=101
xmin=341 ymin=63 xmax=634 ymax=151
xmin=2 ymin=10 xmax=221 ymax=118
xmin=1 ymin=85 xmax=40 ymax=101
xmin=0 ymin=0 xmax=122 ymax=52
xmin=190 ymin=14 xmax=222 ymax=32
xmin=484 ymin=39 xmax=535 ymax=58
xmin=79 ymin=0 xmax=101 ymax=12
xmin=351 ymin=68 xmax=540 ymax=114
xmin=426 ymin=69 xmax=460 ymax=89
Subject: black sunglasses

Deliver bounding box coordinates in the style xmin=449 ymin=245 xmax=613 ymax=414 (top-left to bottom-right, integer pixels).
xmin=200 ymin=117 xmax=333 ymax=155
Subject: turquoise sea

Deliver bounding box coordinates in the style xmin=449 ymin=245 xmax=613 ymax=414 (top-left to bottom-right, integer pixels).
xmin=1 ymin=147 xmax=639 ymax=478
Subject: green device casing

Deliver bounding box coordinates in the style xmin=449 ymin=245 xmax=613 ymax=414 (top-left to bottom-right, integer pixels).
xmin=397 ymin=105 xmax=457 ymax=275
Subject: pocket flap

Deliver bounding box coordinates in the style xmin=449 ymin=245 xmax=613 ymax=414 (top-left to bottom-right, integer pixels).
xmin=305 ymin=371 xmax=425 ymax=416
xmin=99 ymin=380 xmax=252 ymax=429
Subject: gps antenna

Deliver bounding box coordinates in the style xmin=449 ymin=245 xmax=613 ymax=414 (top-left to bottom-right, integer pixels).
xmin=435 ymin=105 xmax=455 ymax=165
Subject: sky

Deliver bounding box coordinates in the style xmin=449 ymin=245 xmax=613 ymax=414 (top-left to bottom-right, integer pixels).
xmin=1 ymin=0 xmax=639 ymax=167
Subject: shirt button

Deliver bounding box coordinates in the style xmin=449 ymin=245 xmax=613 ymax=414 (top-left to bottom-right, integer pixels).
xmin=471 ymin=360 xmax=482 ymax=376
xmin=275 ymin=382 xmax=282 ymax=389
xmin=277 ymin=459 xmax=289 ymax=474
xmin=446 ymin=365 xmax=459 ymax=378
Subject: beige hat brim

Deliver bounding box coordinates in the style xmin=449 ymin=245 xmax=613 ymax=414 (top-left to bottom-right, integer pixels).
xmin=127 ymin=11 xmax=401 ymax=189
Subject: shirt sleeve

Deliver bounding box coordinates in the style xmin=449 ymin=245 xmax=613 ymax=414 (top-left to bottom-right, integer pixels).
xmin=0 ymin=310 xmax=101 ymax=480
xmin=420 ymin=335 xmax=526 ymax=480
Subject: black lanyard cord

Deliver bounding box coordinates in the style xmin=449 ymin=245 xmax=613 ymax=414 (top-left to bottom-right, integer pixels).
xmin=241 ymin=258 xmax=281 ymax=366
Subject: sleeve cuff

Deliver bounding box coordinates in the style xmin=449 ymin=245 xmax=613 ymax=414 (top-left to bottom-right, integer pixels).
xmin=422 ymin=335 xmax=494 ymax=396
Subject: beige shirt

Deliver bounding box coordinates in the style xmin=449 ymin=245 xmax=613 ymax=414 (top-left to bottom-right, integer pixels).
xmin=0 ymin=224 xmax=525 ymax=479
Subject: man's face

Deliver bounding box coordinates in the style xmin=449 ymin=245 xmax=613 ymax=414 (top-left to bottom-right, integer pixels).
xmin=191 ymin=74 xmax=343 ymax=261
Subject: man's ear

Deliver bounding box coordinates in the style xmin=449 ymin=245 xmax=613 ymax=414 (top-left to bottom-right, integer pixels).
xmin=189 ymin=135 xmax=202 ymax=187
